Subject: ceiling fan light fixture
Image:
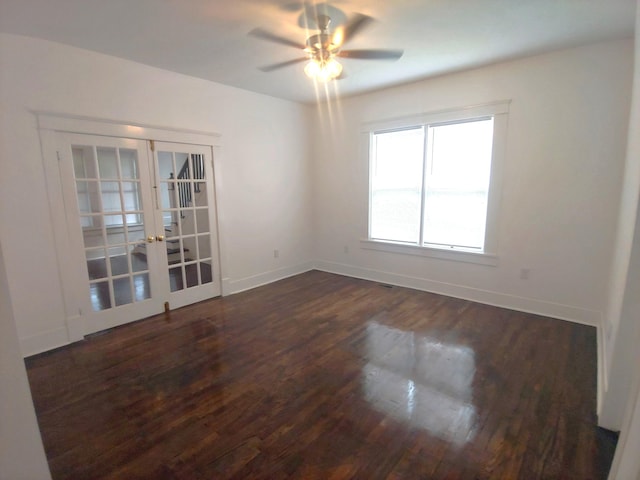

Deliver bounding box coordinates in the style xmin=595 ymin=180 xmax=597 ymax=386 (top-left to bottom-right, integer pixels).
xmin=304 ymin=56 xmax=342 ymax=81
xmin=251 ymin=12 xmax=402 ymax=82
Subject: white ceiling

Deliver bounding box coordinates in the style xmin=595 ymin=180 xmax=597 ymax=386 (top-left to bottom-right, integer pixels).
xmin=0 ymin=0 xmax=636 ymax=104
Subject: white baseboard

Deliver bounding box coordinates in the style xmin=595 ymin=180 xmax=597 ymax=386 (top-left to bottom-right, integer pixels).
xmin=21 ymin=261 xmax=602 ymax=358
xmin=313 ymin=260 xmax=602 ymax=327
xmin=20 ymin=327 xmax=69 ymax=357
xmin=222 ymin=262 xmax=315 ymax=296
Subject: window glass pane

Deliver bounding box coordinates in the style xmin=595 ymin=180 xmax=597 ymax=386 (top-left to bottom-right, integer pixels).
xmin=90 ymin=281 xmax=111 ymax=311
xmin=169 ymin=266 xmax=184 ymax=292
xmin=104 ymin=213 xmax=124 ymax=229
xmin=113 ymin=277 xmax=132 ymax=306
xmin=160 ymin=182 xmax=174 ymax=210
xmin=127 ymin=222 xmax=146 ymax=244
xmin=133 ymin=273 xmax=151 ymax=302
xmin=197 ymin=234 xmax=211 ymax=260
xmin=182 ymin=238 xmax=195 ymax=262
xmin=423 ymin=191 xmax=488 ymax=249
xmin=124 ymin=213 xmax=142 ymax=225
xmin=122 ymin=181 xmax=142 ymax=211
xmin=101 ymin=182 xmax=122 ymax=212
xmin=107 ymin=244 xmax=127 ymax=258
xmin=80 ymin=216 xmax=95 ymax=228
xmin=82 ymin=226 xmax=105 ymax=248
xmin=181 ymin=212 xmax=196 ymax=236
xmin=97 ymin=147 xmax=119 ymax=179
xmin=131 ymin=247 xmax=148 ymax=273
xmin=86 ymin=249 xmax=107 ymax=280
xmin=370 ymin=128 xmax=424 ymax=243
xmin=73 ymin=146 xmax=96 ymax=179
xmin=195 ymin=208 xmax=210 ymax=233
xmin=191 ymin=154 xmax=206 ymax=181
xmin=429 ymin=119 xmax=493 ymax=185
xmin=423 ymin=119 xmax=493 ymax=249
xmin=194 ymin=181 xmax=208 ymax=207
xmin=167 ymin=239 xmax=183 ymax=264
xmin=177 ymin=181 xmax=192 ymax=209
xmin=75 ymin=181 xmax=91 ymax=214
xmin=200 ymin=262 xmax=212 ymax=285
xmin=158 ymin=151 xmax=175 ymax=179
xmin=119 ymin=149 xmax=138 ymax=179
xmin=76 ymin=181 xmax=101 ymax=216
xmin=186 ymin=263 xmax=199 ymax=288
xmin=164 ymin=210 xmax=178 ymax=231
xmin=175 ymin=153 xmax=190 ymax=179
xmin=109 ymin=250 xmax=130 ymax=276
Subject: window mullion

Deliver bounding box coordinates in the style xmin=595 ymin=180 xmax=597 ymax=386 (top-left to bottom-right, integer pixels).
xmin=418 ymin=125 xmax=429 ymax=246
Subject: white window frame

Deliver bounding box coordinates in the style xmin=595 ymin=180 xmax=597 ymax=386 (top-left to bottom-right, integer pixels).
xmin=361 ymin=101 xmax=510 ymax=266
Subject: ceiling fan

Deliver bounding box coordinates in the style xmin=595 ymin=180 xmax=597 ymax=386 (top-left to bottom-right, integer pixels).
xmin=249 ymin=12 xmax=403 ymax=82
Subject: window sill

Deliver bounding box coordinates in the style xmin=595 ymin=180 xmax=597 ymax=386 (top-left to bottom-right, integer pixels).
xmin=360 ymin=239 xmax=498 ymax=266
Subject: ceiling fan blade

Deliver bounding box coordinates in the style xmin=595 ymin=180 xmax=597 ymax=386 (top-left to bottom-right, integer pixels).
xmin=280 ymin=2 xmax=306 ymax=12
xmin=249 ymin=28 xmax=305 ymax=49
xmin=259 ymin=57 xmax=308 ymax=72
xmin=337 ymin=13 xmax=374 ymax=45
xmin=338 ymin=49 xmax=404 ymax=60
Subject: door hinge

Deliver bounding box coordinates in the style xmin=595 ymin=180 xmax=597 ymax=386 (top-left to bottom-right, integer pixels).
xmin=149 ymin=140 xmax=155 ymax=152
xmin=56 ymin=151 xmax=62 ymax=162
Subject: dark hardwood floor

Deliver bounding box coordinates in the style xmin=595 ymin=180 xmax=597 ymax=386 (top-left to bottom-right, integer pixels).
xmin=26 ymin=271 xmax=616 ymax=479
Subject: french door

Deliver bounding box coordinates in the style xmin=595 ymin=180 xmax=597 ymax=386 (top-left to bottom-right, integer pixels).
xmin=153 ymin=141 xmax=221 ymax=310
xmin=57 ymin=133 xmax=220 ymax=335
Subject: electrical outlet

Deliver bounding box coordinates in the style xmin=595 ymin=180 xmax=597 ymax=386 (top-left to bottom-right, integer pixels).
xmin=520 ymin=268 xmax=530 ymax=280
xmin=274 ymin=249 xmax=279 ymax=258
xmin=344 ymin=245 xmax=349 ymax=254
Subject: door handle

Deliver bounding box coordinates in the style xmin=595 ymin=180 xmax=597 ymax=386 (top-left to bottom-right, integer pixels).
xmin=157 ymin=235 xmax=165 ymax=242
xmin=147 ymin=235 xmax=155 ymax=243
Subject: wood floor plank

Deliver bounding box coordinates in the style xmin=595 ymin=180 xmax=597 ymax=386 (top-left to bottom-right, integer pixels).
xmin=26 ymin=270 xmax=617 ymax=479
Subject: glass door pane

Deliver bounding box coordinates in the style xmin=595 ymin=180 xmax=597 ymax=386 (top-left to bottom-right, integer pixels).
xmin=158 ymin=150 xmax=213 ymax=292
xmin=72 ymin=144 xmax=151 ymax=312
xmin=155 ymin=143 xmax=220 ymax=307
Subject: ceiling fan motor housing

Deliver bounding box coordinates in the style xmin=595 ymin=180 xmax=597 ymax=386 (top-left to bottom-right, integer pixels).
xmin=306 ymin=33 xmax=338 ymax=53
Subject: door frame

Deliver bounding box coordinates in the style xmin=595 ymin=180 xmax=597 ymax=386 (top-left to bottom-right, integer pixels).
xmin=38 ymin=112 xmax=227 ymax=343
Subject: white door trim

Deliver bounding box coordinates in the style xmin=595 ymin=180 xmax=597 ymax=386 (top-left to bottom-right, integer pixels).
xmin=35 ymin=111 xmax=221 ymax=146
xmin=37 ymin=112 xmax=228 ymax=343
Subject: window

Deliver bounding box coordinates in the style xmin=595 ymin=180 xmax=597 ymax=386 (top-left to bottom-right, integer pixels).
xmin=365 ymin=102 xmax=508 ymax=263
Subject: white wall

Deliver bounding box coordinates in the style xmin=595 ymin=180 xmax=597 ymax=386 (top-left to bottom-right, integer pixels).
xmin=0 ymin=241 xmax=52 ymax=480
xmin=608 ymin=351 xmax=640 ymax=479
xmin=0 ymin=27 xmax=636 ymax=480
xmin=0 ymin=33 xmax=314 ymax=355
xmin=600 ymin=0 xmax=640 ymax=433
xmin=312 ymin=39 xmax=633 ymax=326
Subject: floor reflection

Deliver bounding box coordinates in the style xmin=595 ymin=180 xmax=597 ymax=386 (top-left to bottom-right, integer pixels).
xmin=362 ymin=320 xmax=476 ymax=446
